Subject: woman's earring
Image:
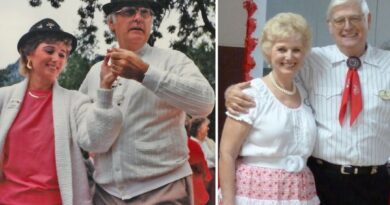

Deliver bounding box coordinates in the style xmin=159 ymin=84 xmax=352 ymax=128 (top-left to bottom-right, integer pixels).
xmin=27 ymin=59 xmax=33 ymax=69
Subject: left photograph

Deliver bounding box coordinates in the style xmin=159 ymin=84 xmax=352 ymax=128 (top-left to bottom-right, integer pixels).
xmin=0 ymin=0 xmax=216 ymax=204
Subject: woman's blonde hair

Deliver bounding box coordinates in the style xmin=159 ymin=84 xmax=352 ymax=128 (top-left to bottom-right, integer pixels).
xmin=260 ymin=12 xmax=312 ymax=63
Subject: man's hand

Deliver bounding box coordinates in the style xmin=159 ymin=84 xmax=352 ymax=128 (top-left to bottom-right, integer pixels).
xmin=108 ymin=48 xmax=149 ymax=82
xmin=100 ymin=55 xmax=118 ymax=89
xmin=224 ymin=81 xmax=255 ymax=115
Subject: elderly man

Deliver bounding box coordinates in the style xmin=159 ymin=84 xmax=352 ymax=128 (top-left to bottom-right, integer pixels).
xmin=224 ymin=0 xmax=390 ymax=204
xmin=79 ymin=0 xmax=215 ymax=204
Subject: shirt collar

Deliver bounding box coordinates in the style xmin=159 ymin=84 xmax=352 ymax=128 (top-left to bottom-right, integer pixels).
xmin=137 ymin=43 xmax=150 ymax=56
xmin=362 ymin=45 xmax=380 ymax=67
xmin=330 ymin=44 xmax=379 ymax=68
xmin=190 ymin=136 xmax=202 ymax=144
xmin=112 ymin=43 xmax=150 ymax=56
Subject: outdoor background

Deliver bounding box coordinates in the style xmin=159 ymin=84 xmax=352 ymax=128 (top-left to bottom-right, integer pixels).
xmin=0 ymin=0 xmax=216 ymax=139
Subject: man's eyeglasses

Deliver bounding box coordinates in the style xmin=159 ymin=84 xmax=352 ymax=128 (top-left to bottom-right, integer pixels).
xmin=114 ymin=7 xmax=154 ymax=18
xmin=330 ymin=14 xmax=365 ymax=28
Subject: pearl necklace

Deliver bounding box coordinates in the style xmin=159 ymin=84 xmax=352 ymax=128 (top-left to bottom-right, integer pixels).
xmin=269 ymin=72 xmax=296 ymax=95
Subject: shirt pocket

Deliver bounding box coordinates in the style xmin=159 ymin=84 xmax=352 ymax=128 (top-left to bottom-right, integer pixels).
xmin=310 ymin=86 xmax=343 ymax=122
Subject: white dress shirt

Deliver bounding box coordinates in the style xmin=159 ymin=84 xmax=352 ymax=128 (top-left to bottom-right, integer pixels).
xmin=79 ymin=44 xmax=215 ymax=200
xmin=299 ymin=45 xmax=390 ymax=166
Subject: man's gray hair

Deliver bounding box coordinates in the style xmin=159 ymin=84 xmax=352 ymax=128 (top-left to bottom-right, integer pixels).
xmin=107 ymin=13 xmax=117 ymax=24
xmin=327 ymin=0 xmax=370 ymax=21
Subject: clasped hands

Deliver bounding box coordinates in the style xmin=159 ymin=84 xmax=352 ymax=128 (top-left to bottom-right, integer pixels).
xmin=100 ymin=48 xmax=149 ymax=89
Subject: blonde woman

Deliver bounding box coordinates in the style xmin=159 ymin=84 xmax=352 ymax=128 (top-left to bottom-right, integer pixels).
xmin=219 ymin=13 xmax=319 ymax=205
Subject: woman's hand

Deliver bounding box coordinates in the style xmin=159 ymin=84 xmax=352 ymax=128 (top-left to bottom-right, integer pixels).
xmin=100 ymin=54 xmax=118 ymax=89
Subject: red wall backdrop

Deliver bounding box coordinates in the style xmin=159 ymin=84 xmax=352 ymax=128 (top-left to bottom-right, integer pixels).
xmin=218 ymin=46 xmax=245 ymax=139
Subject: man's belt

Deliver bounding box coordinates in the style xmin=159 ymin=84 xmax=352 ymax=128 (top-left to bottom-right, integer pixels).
xmin=308 ymin=157 xmax=386 ymax=175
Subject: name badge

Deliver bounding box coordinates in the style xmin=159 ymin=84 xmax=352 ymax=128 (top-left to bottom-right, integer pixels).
xmin=378 ymin=90 xmax=390 ymax=101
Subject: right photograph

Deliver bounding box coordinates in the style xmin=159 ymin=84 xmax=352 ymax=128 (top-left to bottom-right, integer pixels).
xmin=218 ymin=0 xmax=390 ymax=205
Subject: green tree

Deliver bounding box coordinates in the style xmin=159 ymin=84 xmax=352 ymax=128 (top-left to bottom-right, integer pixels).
xmin=58 ymin=53 xmax=91 ymax=90
xmin=28 ymin=0 xmax=215 ymax=58
xmin=0 ymin=61 xmax=24 ymax=87
xmin=185 ymin=41 xmax=215 ymax=139
xmin=0 ymin=69 xmax=9 ymax=87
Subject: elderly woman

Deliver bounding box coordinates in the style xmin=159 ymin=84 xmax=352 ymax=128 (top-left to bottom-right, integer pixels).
xmin=219 ymin=13 xmax=319 ymax=205
xmin=0 ymin=18 xmax=122 ymax=205
xmin=186 ymin=117 xmax=212 ymax=205
xmin=190 ymin=118 xmax=216 ymax=171
xmin=190 ymin=117 xmax=216 ymax=204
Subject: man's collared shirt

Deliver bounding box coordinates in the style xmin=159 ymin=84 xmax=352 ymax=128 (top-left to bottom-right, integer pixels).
xmin=299 ymin=44 xmax=390 ymax=166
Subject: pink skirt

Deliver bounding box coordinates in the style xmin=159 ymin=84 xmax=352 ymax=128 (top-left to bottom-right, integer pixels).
xmin=219 ymin=162 xmax=320 ymax=205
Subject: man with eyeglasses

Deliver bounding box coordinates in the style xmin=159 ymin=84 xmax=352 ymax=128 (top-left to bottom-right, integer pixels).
xmin=79 ymin=0 xmax=215 ymax=204
xmin=224 ymin=0 xmax=390 ymax=204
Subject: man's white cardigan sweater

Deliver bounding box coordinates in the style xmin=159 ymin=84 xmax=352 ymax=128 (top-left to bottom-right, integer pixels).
xmin=0 ymin=79 xmax=122 ymax=205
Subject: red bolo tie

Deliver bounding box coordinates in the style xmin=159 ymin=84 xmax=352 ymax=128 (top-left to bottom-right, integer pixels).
xmin=339 ymin=56 xmax=363 ymax=126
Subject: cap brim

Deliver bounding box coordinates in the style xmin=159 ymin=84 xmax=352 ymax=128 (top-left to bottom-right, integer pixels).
xmin=103 ymin=0 xmax=160 ymax=15
xmin=17 ymin=30 xmax=77 ymax=54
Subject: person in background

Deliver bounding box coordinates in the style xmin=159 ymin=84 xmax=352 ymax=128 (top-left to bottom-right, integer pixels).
xmin=189 ymin=117 xmax=216 ymax=205
xmin=224 ymin=0 xmax=390 ymax=204
xmin=186 ymin=117 xmax=212 ymax=205
xmin=219 ymin=12 xmax=319 ymax=205
xmin=79 ymin=0 xmax=215 ymax=204
xmin=0 ymin=18 xmax=122 ymax=205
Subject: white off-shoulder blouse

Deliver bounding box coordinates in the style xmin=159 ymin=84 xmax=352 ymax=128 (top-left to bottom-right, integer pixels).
xmin=227 ymin=78 xmax=317 ymax=172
